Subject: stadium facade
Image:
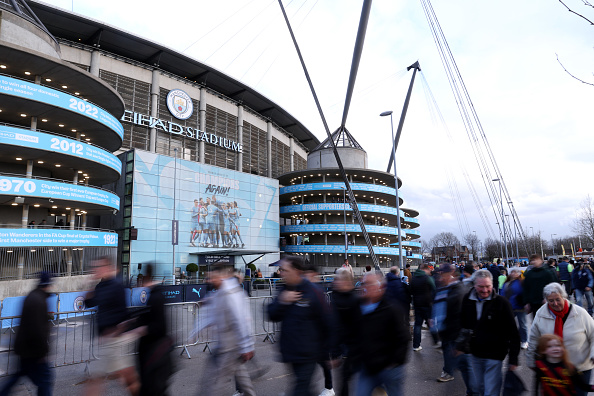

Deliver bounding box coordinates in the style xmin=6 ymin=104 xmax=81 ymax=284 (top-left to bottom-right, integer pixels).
xmin=0 ymin=0 xmax=420 ymax=282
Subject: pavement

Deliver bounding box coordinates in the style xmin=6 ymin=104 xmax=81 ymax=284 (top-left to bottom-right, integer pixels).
xmin=0 ymin=323 xmax=541 ymax=396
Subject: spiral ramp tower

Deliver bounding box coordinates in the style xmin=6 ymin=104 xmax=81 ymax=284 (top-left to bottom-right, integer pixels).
xmin=278 ymin=128 xmax=421 ymax=270
xmin=0 ymin=0 xmax=124 ymax=279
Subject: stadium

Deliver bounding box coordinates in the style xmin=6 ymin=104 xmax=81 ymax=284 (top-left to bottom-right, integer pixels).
xmin=0 ymin=0 xmax=420 ymax=283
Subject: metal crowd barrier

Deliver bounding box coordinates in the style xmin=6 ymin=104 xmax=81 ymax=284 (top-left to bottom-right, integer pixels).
xmin=0 ymin=296 xmax=280 ymax=377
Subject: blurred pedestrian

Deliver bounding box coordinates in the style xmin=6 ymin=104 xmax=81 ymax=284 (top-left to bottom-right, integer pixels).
xmin=501 ymin=268 xmax=528 ymax=349
xmin=331 ymin=269 xmax=358 ymax=396
xmin=432 ymin=264 xmax=476 ymax=395
xmin=410 ymin=263 xmax=439 ymax=351
xmin=558 ymin=256 xmax=574 ymax=296
xmin=136 ymin=264 xmax=173 ymax=396
xmin=194 ymin=264 xmax=255 ymax=396
xmin=85 ymin=256 xmax=140 ymax=396
xmin=456 ymin=269 xmax=519 ymax=396
xmin=572 ymin=261 xmax=594 ymax=315
xmin=402 ymin=264 xmax=412 ymax=285
xmin=385 ymin=266 xmax=410 ymax=324
xmin=0 ymin=272 xmax=54 ymax=396
xmin=342 ymin=259 xmax=354 ymax=279
xmin=353 ymin=272 xmax=409 ymax=395
xmin=268 ymin=256 xmax=334 ymax=396
xmin=523 ymin=254 xmax=558 ymax=318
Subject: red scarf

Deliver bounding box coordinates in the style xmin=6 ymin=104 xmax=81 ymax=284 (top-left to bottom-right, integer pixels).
xmin=551 ymin=300 xmax=570 ymax=338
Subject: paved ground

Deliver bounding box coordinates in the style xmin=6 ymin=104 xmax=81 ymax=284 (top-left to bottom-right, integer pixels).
xmin=0 ymin=324 xmax=541 ymax=396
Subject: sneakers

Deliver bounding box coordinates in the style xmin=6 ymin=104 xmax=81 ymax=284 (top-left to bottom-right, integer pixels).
xmin=521 ymin=342 xmax=528 ymax=349
xmin=437 ymin=371 xmax=454 ymax=382
xmin=434 ymin=341 xmax=442 ymax=348
xmin=413 ymin=346 xmax=423 ymax=351
xmin=319 ymin=389 xmax=335 ymax=396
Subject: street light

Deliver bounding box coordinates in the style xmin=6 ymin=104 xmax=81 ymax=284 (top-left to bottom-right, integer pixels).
xmin=530 ymin=226 xmax=535 ymax=255
xmin=473 ymin=230 xmax=477 ymax=260
xmin=551 ymin=233 xmax=557 ymax=256
xmin=381 ymin=110 xmax=404 ymax=269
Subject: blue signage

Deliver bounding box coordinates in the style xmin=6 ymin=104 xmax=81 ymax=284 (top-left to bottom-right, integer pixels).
xmin=283 ymin=245 xmax=422 ymax=258
xmin=0 ymin=76 xmax=123 ymax=139
xmin=281 ymin=182 xmax=396 ymax=196
xmin=281 ymin=224 xmax=408 ymax=237
xmin=0 ymin=229 xmax=118 ymax=247
xmin=0 ymin=126 xmax=121 ymax=174
xmin=280 ymin=203 xmax=406 ymax=217
xmin=0 ymin=176 xmax=120 ymax=210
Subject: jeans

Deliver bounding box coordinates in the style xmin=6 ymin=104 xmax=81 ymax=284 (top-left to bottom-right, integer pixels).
xmin=442 ymin=340 xmax=477 ymax=396
xmin=0 ymin=358 xmax=53 ymax=396
xmin=575 ymin=289 xmax=594 ymax=315
xmin=514 ymin=310 xmax=528 ymax=343
xmin=413 ymin=306 xmax=438 ymax=348
xmin=471 ymin=356 xmax=502 ymax=396
xmin=355 ymin=364 xmax=405 ymax=396
xmin=291 ymin=362 xmax=317 ymax=396
xmin=576 ymin=369 xmax=591 ymax=396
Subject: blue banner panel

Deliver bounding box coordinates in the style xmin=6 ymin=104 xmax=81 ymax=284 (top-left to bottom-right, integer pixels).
xmin=183 ymin=284 xmax=209 ymax=302
xmin=0 ymin=296 xmax=25 ymax=329
xmin=0 ymin=176 xmax=120 ymax=209
xmin=0 ymin=75 xmax=123 ymax=138
xmin=158 ymin=285 xmax=183 ymax=303
xmin=0 ymin=126 xmax=121 ymax=174
xmin=58 ymin=291 xmax=92 ymax=318
xmin=130 ymin=287 xmax=151 ymax=306
xmin=281 ymin=224 xmax=405 ymax=236
xmin=280 ymin=182 xmax=396 ymax=195
xmin=0 ymin=229 xmax=118 ymax=247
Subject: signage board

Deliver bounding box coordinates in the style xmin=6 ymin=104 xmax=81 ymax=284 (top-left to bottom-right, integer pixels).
xmin=0 ymin=75 xmax=123 ymax=138
xmin=158 ymin=285 xmax=184 ymax=303
xmin=0 ymin=125 xmax=121 ymax=174
xmin=0 ymin=229 xmax=118 ymax=247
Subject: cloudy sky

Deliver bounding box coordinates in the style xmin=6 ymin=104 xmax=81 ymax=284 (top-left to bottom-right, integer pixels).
xmin=51 ymin=0 xmax=594 ymax=245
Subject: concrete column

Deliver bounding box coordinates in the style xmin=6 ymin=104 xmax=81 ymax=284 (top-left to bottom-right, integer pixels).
xmin=70 ymin=208 xmax=75 ymax=230
xmin=26 ymin=160 xmax=33 ymax=178
xmin=21 ymin=204 xmax=29 ymax=228
xmin=73 ymin=170 xmax=78 ymax=184
xmin=82 ymin=213 xmax=87 ymax=230
xmin=66 ymin=250 xmax=73 ymax=277
xmin=17 ymin=254 xmax=24 ymax=280
xmin=149 ymin=69 xmax=160 ymax=153
xmin=237 ymin=105 xmax=243 ymax=172
xmin=267 ymin=121 xmax=272 ymax=178
xmin=90 ymin=50 xmax=101 ymax=77
xmin=289 ymin=137 xmax=294 ymax=171
xmin=30 ymin=116 xmax=37 ymax=131
xmin=199 ymin=87 xmax=206 ymax=163
xmin=34 ymin=76 xmax=41 ymax=84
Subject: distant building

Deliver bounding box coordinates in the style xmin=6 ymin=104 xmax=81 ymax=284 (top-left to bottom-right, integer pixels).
xmin=432 ymin=245 xmax=469 ymax=263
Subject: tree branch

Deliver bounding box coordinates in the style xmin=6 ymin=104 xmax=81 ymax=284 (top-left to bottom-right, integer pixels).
xmin=559 ymin=0 xmax=594 ymax=24
xmin=556 ymin=53 xmax=594 ymax=86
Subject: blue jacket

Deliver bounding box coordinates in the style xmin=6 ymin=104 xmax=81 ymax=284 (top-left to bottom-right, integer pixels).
xmin=268 ymin=278 xmax=334 ymax=363
xmin=385 ymin=272 xmax=411 ymax=314
xmin=501 ymin=279 xmax=524 ymax=311
xmin=572 ymin=266 xmax=594 ymax=291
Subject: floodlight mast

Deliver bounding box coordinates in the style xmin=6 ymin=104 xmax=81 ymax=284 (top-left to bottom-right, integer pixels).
xmin=278 ymin=0 xmax=381 ymax=270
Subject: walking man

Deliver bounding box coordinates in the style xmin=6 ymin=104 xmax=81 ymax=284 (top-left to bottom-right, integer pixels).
xmin=410 ymin=263 xmax=439 ymax=351
xmin=456 ymin=269 xmax=520 ymax=396
xmin=523 ymin=254 xmax=558 ymax=318
xmin=0 ymin=272 xmax=54 ymax=396
xmin=557 ymin=256 xmax=574 ymax=296
xmin=268 ymin=256 xmax=334 ymax=396
xmin=353 ymin=272 xmax=409 ymax=395
xmin=195 ymin=264 xmax=255 ymax=395
xmin=572 ymin=260 xmax=594 ymax=315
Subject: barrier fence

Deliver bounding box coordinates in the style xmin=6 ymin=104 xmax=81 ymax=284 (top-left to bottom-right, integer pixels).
xmin=0 ymin=295 xmax=280 ymax=378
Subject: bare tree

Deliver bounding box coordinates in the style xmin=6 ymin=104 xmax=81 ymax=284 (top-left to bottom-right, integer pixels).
xmin=484 ymin=237 xmax=502 ymax=261
xmin=573 ymin=195 xmax=594 ymax=247
xmin=464 ymin=233 xmax=480 ymax=258
xmin=429 ymin=232 xmax=460 ymax=248
xmin=418 ymin=239 xmax=431 ymax=256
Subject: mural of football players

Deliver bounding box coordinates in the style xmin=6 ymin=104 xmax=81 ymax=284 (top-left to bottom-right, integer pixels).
xmin=198 ymin=198 xmax=208 ymax=247
xmin=229 ymin=201 xmax=245 ymax=248
xmin=206 ymin=197 xmax=220 ymax=248
xmin=221 ymin=202 xmax=232 ymax=247
xmin=190 ymin=199 xmax=200 ymax=247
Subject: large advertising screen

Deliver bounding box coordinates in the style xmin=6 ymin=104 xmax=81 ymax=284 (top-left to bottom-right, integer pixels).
xmin=130 ymin=150 xmax=279 ymax=275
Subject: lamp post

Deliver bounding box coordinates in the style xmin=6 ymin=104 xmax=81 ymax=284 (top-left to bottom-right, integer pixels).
xmin=551 ymin=233 xmax=557 ymax=256
xmin=530 ymin=226 xmax=535 ymax=255
xmin=380 ymin=110 xmax=404 ymax=269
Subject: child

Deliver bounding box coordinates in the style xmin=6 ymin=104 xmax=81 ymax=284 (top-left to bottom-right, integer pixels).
xmin=535 ymin=334 xmax=594 ymax=395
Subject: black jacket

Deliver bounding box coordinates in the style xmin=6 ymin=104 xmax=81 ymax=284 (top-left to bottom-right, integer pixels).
xmin=523 ymin=266 xmax=558 ymax=306
xmin=14 ymin=287 xmax=51 ymax=359
xmin=352 ymin=296 xmax=410 ymax=374
xmin=86 ymin=277 xmax=128 ymax=335
xmin=457 ymin=288 xmax=520 ymax=365
xmin=331 ymin=288 xmax=359 ymax=349
xmin=268 ymin=278 xmax=333 ymax=363
xmin=410 ymin=269 xmax=435 ymax=308
xmin=385 ymin=272 xmax=411 ymax=315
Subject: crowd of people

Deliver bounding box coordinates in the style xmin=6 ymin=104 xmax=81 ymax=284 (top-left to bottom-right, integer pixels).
xmin=4 ymin=254 xmax=594 ymax=396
